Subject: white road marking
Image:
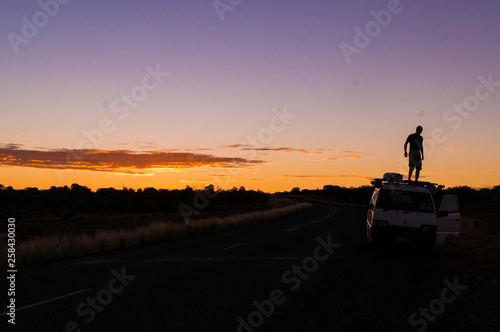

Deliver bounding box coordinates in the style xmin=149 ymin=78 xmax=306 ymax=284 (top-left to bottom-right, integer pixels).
xmin=0 ymin=288 xmax=91 ymax=316
xmin=222 ymin=242 xmax=247 ymax=251
xmin=284 ymin=207 xmax=337 ymax=232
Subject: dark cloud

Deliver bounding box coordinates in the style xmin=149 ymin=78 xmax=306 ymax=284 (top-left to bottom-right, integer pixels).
xmin=0 ymin=143 xmax=23 ymax=150
xmin=0 ymin=145 xmax=263 ymax=174
xmin=343 ymin=155 xmax=363 ymax=160
xmin=225 ymin=145 xmax=325 ymax=155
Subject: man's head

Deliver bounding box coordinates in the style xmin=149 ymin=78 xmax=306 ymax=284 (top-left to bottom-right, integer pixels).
xmin=416 ymin=125 xmax=423 ymax=135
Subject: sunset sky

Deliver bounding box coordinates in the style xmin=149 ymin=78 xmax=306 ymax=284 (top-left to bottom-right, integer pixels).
xmin=1 ymin=0 xmax=499 ymax=192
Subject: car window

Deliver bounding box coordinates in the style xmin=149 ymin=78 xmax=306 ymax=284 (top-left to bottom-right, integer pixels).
xmin=439 ymin=196 xmax=459 ymax=213
xmin=376 ymin=189 xmax=434 ymax=213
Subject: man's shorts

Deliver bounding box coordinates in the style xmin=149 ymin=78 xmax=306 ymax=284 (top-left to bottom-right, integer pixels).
xmin=409 ymin=151 xmax=422 ymax=171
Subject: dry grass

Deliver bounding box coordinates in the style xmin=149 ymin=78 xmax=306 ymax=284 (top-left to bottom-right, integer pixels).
xmin=444 ymin=216 xmax=500 ymax=262
xmin=0 ymin=202 xmax=312 ymax=267
xmin=439 ymin=215 xmax=500 ymax=329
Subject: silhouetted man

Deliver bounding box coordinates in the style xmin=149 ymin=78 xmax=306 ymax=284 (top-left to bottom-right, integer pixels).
xmin=404 ymin=126 xmax=424 ymax=181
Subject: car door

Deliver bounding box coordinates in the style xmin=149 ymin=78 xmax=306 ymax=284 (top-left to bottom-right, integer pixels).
xmin=435 ymin=195 xmax=460 ymax=245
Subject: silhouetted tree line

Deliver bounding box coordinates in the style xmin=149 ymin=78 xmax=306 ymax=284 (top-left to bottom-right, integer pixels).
xmin=0 ymin=184 xmax=268 ymax=220
xmin=2 ymin=183 xmax=498 ymax=220
xmin=434 ymin=185 xmax=500 ymax=210
xmin=283 ymin=185 xmax=500 ymax=210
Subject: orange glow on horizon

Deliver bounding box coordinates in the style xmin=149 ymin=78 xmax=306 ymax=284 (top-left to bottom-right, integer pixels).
xmin=1 ymin=141 xmax=499 ymax=192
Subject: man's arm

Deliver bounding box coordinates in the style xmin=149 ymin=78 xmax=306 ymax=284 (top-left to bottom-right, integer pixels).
xmin=420 ymin=138 xmax=424 ymax=160
xmin=404 ymin=137 xmax=410 ymax=157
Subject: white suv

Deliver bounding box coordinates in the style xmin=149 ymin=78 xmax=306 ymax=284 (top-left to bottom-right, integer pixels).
xmin=367 ymin=174 xmax=460 ymax=249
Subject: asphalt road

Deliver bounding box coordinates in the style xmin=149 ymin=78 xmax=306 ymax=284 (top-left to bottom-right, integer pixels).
xmin=4 ymin=200 xmax=368 ymax=331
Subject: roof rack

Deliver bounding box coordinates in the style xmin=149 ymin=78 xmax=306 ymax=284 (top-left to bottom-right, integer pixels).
xmin=370 ymin=173 xmax=440 ymax=191
xmin=400 ymin=180 xmax=438 ymax=187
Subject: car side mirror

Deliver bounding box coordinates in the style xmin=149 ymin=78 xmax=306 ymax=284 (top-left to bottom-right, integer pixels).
xmin=367 ymin=203 xmax=374 ymax=210
xmin=438 ymin=210 xmax=449 ymax=218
